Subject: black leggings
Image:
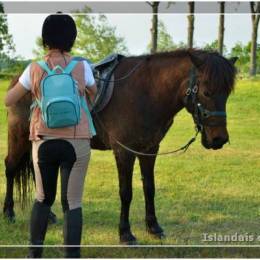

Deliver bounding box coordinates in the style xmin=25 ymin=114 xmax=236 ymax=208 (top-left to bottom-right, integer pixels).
xmin=32 ymin=139 xmax=90 ymax=212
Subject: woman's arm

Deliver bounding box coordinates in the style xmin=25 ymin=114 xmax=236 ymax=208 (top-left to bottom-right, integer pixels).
xmin=5 ymin=82 xmax=29 ymax=107
xmin=83 ymin=60 xmax=97 ymax=105
xmin=86 ymin=83 xmax=97 ymax=104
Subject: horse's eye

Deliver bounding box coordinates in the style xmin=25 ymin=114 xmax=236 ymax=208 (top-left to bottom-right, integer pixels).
xmin=204 ymin=91 xmax=211 ymax=97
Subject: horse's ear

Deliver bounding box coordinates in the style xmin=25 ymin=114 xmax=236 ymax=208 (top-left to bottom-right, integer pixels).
xmin=188 ymin=52 xmax=204 ymax=69
xmin=229 ymin=57 xmax=238 ymax=64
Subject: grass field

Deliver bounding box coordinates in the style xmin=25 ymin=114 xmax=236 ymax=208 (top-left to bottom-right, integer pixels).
xmin=0 ymin=78 xmax=259 ymax=257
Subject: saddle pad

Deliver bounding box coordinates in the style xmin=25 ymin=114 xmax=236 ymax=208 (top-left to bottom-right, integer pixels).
xmin=95 ymin=74 xmax=114 ymax=113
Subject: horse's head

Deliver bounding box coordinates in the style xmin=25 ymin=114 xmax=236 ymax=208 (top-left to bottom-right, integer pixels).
xmin=184 ymin=50 xmax=237 ymax=150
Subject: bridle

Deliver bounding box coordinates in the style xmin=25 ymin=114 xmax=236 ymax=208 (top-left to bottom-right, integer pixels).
xmin=184 ymin=66 xmax=227 ymax=132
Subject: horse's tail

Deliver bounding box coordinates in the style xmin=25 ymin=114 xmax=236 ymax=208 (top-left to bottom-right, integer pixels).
xmin=13 ymin=149 xmax=34 ymax=208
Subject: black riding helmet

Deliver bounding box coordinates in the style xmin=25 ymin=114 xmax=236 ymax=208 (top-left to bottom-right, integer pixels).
xmin=42 ymin=13 xmax=77 ymax=52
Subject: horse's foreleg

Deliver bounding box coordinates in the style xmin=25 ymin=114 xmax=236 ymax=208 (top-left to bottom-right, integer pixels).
xmin=3 ymin=157 xmax=16 ymax=222
xmin=114 ymin=149 xmax=136 ymax=244
xmin=138 ymin=146 xmax=165 ymax=239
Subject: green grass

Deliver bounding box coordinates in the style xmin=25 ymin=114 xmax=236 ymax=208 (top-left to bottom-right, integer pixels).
xmin=0 ymin=79 xmax=260 ymax=257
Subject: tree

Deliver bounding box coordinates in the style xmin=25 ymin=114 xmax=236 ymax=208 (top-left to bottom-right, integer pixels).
xmin=0 ymin=3 xmax=15 ymax=55
xmin=33 ymin=8 xmax=128 ymax=62
xmin=147 ymin=20 xmax=176 ymax=52
xmin=32 ymin=37 xmax=46 ymax=59
xmin=73 ymin=10 xmax=128 ymax=62
xmin=218 ymin=2 xmax=225 ymax=55
xmin=230 ymin=41 xmax=260 ymax=74
xmin=187 ymin=1 xmax=195 ymax=48
xmin=0 ymin=52 xmax=30 ymax=76
xmin=204 ymin=40 xmax=227 ymax=54
xmin=147 ymin=2 xmax=160 ymax=54
xmin=249 ymin=2 xmax=260 ymax=76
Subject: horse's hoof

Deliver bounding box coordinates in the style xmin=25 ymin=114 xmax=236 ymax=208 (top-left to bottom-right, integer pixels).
xmin=120 ymin=231 xmax=137 ymax=245
xmin=146 ymin=224 xmax=165 ymax=239
xmin=152 ymin=231 xmax=166 ymax=239
xmin=3 ymin=209 xmax=15 ymax=223
xmin=48 ymin=211 xmax=57 ymax=225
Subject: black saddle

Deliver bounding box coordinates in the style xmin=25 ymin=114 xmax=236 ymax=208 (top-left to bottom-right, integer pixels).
xmin=73 ymin=54 xmax=125 ymax=112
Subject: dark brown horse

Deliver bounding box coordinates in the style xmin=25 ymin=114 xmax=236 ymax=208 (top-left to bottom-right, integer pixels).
xmin=3 ymin=49 xmax=237 ymax=244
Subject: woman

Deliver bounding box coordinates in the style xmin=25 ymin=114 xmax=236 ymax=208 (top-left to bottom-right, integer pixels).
xmin=5 ymin=14 xmax=97 ymax=258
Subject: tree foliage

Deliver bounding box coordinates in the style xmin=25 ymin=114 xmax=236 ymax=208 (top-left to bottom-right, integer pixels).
xmin=72 ymin=11 xmax=128 ymax=62
xmin=230 ymin=41 xmax=260 ymax=74
xmin=0 ymin=53 xmax=30 ymax=77
xmin=203 ymin=40 xmax=260 ymax=75
xmin=0 ymin=3 xmax=15 ymax=55
xmin=0 ymin=3 xmax=18 ymax=77
xmin=147 ymin=20 xmax=177 ymax=52
xmin=204 ymin=40 xmax=227 ymax=55
xmin=32 ymin=37 xmax=46 ymax=59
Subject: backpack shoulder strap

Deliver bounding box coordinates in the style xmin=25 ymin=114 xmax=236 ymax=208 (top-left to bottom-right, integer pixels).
xmin=80 ymin=96 xmax=96 ymax=136
xmin=37 ymin=61 xmax=53 ymax=75
xmin=64 ymin=60 xmax=79 ymax=74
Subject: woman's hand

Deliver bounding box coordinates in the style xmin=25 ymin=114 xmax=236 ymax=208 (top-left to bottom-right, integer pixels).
xmin=5 ymin=82 xmax=29 ymax=107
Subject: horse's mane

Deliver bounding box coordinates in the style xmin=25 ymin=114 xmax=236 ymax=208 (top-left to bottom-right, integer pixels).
xmin=194 ymin=49 xmax=236 ymax=94
xmin=130 ymin=48 xmax=236 ymax=94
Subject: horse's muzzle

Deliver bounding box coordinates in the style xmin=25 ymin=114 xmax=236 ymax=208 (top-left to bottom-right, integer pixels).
xmin=201 ymin=133 xmax=228 ymax=150
xmin=211 ymin=137 xmax=228 ymax=150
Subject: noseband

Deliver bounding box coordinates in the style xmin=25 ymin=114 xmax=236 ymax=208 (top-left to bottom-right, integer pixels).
xmin=184 ymin=67 xmax=227 ymax=131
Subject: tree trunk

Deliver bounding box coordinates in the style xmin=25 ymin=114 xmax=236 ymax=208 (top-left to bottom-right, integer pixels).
xmin=218 ymin=2 xmax=225 ymax=55
xmin=250 ymin=21 xmax=258 ymax=76
xmin=250 ymin=2 xmax=260 ymax=76
xmin=187 ymin=2 xmax=195 ymax=49
xmin=150 ymin=2 xmax=160 ymax=54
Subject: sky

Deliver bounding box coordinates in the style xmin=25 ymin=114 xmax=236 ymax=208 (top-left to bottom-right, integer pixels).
xmin=6 ymin=12 xmax=257 ymax=59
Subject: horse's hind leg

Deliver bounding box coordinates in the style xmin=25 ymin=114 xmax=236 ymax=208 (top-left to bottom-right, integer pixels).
xmin=3 ymin=156 xmax=18 ymax=222
xmin=138 ymin=146 xmax=165 ymax=239
xmin=114 ymin=148 xmax=137 ymax=244
xmin=3 ymin=123 xmax=32 ymax=222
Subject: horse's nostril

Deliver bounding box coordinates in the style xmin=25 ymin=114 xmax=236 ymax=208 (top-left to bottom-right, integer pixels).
xmin=212 ymin=137 xmax=228 ymax=146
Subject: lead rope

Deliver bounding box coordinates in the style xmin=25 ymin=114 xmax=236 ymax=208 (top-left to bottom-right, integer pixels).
xmin=115 ymin=129 xmax=199 ymax=157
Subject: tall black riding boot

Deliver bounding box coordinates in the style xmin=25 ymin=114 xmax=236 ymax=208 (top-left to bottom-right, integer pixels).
xmin=28 ymin=201 xmax=50 ymax=258
xmin=64 ymin=208 xmax=82 ymax=258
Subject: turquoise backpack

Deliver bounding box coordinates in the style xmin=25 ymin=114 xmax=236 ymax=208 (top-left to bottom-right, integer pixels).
xmin=33 ymin=60 xmax=96 ymax=136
